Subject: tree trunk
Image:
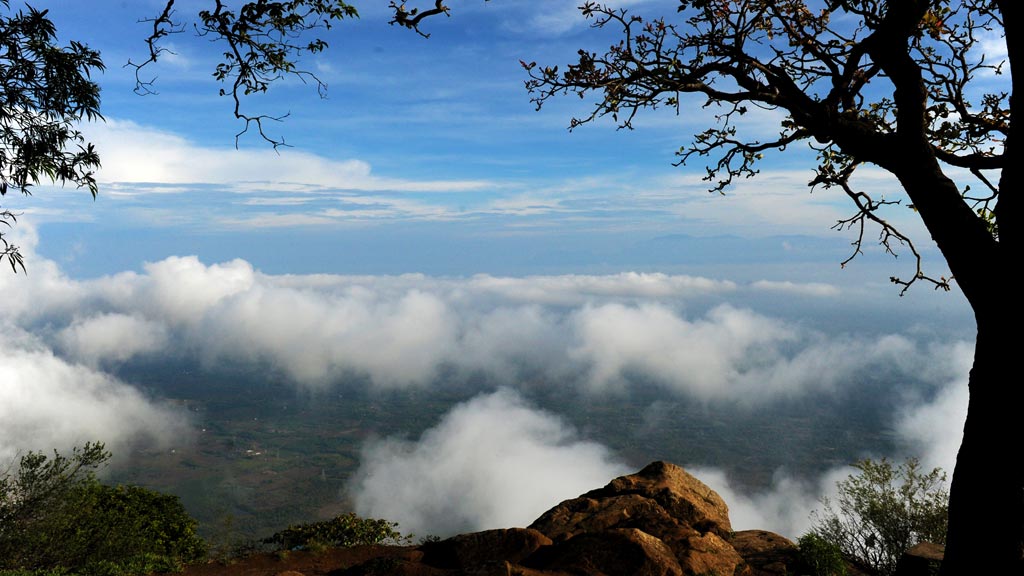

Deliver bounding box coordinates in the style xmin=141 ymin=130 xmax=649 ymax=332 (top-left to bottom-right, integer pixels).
xmin=940 ymin=314 xmax=1024 ymax=575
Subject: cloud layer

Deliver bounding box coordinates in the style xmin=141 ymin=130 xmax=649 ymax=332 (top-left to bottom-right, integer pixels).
xmin=5 ymin=225 xmax=869 ymax=399
xmin=1 ymin=224 xmax=970 ymax=539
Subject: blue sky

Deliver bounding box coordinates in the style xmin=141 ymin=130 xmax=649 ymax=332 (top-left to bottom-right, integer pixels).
xmin=13 ymin=0 xmax=947 ymax=283
xmin=1 ymin=1 xmax=986 ymax=538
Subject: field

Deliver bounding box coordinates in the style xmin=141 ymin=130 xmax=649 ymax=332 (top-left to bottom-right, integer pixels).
xmin=106 ymin=358 xmax=905 ymax=543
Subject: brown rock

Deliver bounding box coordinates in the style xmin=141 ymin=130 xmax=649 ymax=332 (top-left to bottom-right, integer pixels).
xmin=528 ymin=461 xmax=742 ymax=574
xmin=528 ymin=493 xmax=690 ymax=543
xmin=729 ymin=530 xmax=799 ymax=576
xmin=895 ymin=542 xmax=944 ymax=576
xmin=531 ymin=462 xmax=732 ymax=540
xmin=600 ymin=461 xmax=733 ymax=538
xmin=526 ymin=528 xmax=684 ymax=576
xmin=420 ymin=528 xmax=552 ymax=571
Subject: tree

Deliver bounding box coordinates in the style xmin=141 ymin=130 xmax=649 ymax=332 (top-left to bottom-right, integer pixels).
xmin=0 ymin=442 xmax=207 ymax=575
xmin=0 ymin=0 xmax=102 ymax=272
xmin=506 ymin=2 xmax=1016 ymax=573
xmin=810 ymin=458 xmax=948 ymax=576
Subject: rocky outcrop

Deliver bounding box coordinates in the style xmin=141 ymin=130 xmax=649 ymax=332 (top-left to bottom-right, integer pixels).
xmin=526 ymin=528 xmax=684 ymax=575
xmin=184 ymin=462 xmax=802 ymax=576
xmin=528 ymin=461 xmax=744 ymax=575
xmin=415 ymin=461 xmax=796 ymax=576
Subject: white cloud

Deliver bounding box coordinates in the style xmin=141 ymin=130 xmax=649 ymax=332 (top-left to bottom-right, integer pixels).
xmin=691 ymin=465 xmax=853 ymax=539
xmin=0 ymin=327 xmax=187 ymax=462
xmin=57 ymin=313 xmax=169 ymax=366
xmin=751 ymin=280 xmax=840 ymax=297
xmin=85 ymin=119 xmax=491 ymax=193
xmin=349 ymin=388 xmax=628 ymax=537
xmin=571 ymin=303 xmax=795 ymax=398
xmin=0 ymin=226 xmax=965 ymax=405
xmin=895 ymin=341 xmax=972 ymax=474
xmin=468 ymin=272 xmax=736 ymax=305
xmin=515 ymin=0 xmax=662 ymax=36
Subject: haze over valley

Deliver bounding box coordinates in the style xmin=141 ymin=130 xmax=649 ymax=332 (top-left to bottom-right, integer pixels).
xmin=1 ymin=229 xmax=972 ymax=543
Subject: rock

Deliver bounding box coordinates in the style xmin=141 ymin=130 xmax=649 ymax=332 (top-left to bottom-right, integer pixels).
xmin=729 ymin=530 xmax=799 ymax=576
xmin=420 ymin=528 xmax=552 ymax=571
xmin=895 ymin=542 xmax=944 ymax=576
xmin=525 ymin=528 xmax=684 ymax=576
xmin=529 ymin=461 xmax=743 ymax=575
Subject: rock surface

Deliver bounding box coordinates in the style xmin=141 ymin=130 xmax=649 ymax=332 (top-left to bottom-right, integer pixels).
xmin=729 ymin=530 xmax=799 ymax=576
xmin=420 ymin=528 xmax=552 ymax=571
xmin=529 ymin=461 xmax=744 ymax=575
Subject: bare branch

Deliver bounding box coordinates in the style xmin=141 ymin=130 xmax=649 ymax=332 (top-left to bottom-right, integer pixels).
xmin=130 ymin=1 xmax=358 ymax=148
xmin=814 ymin=163 xmax=952 ymax=295
xmin=388 ymin=1 xmax=450 ymax=38
xmin=124 ymin=0 xmax=183 ymax=96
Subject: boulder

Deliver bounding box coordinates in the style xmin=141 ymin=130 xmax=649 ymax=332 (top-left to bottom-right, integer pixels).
xmin=525 ymin=528 xmax=684 ymax=576
xmin=529 ymin=461 xmax=742 ymax=575
xmin=729 ymin=530 xmax=799 ymax=576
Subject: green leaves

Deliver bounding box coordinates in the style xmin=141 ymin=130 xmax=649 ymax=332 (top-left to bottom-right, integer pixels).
xmin=264 ymin=512 xmax=409 ymax=551
xmin=808 ymin=457 xmax=948 ymax=576
xmin=0 ymin=1 xmax=103 ymax=272
xmin=0 ymin=443 xmax=207 ymax=576
xmin=797 ymin=532 xmax=847 ymax=576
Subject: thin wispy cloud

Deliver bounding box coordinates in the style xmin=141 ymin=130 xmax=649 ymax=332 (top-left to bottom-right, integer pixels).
xmin=85 ymin=119 xmax=493 ymax=193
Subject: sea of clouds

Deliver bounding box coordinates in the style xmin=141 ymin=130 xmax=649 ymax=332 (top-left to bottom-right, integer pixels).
xmin=0 ymin=224 xmax=972 ymax=539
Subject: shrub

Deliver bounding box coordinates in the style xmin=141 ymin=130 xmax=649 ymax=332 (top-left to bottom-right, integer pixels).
xmin=0 ymin=443 xmax=207 ymax=575
xmin=264 ymin=512 xmax=409 ymax=551
xmin=797 ymin=532 xmax=847 ymax=576
xmin=809 ymin=458 xmax=947 ymax=576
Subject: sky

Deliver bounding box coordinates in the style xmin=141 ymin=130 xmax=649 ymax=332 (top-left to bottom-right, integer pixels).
xmin=1 ymin=0 xmax=987 ymax=540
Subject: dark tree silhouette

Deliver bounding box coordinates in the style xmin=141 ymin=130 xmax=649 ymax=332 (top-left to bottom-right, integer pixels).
xmin=512 ymin=2 xmax=1016 ymax=573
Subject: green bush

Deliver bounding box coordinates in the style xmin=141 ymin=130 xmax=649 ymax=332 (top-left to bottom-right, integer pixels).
xmin=0 ymin=442 xmax=207 ymax=576
xmin=809 ymin=458 xmax=947 ymax=576
xmin=797 ymin=532 xmax=847 ymax=576
xmin=264 ymin=512 xmax=409 ymax=551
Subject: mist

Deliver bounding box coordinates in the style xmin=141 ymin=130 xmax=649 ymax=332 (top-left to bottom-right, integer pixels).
xmin=1 ymin=223 xmax=970 ymax=540
xmin=350 ymin=389 xmax=628 ymax=537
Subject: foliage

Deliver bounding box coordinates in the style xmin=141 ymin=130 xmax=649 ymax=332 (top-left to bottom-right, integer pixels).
xmin=0 ymin=443 xmax=207 ymax=576
xmin=809 ymin=458 xmax=948 ymax=576
xmin=0 ymin=0 xmax=103 ymax=271
xmin=797 ymin=532 xmax=847 ymax=576
xmin=263 ymin=512 xmax=409 ymax=551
